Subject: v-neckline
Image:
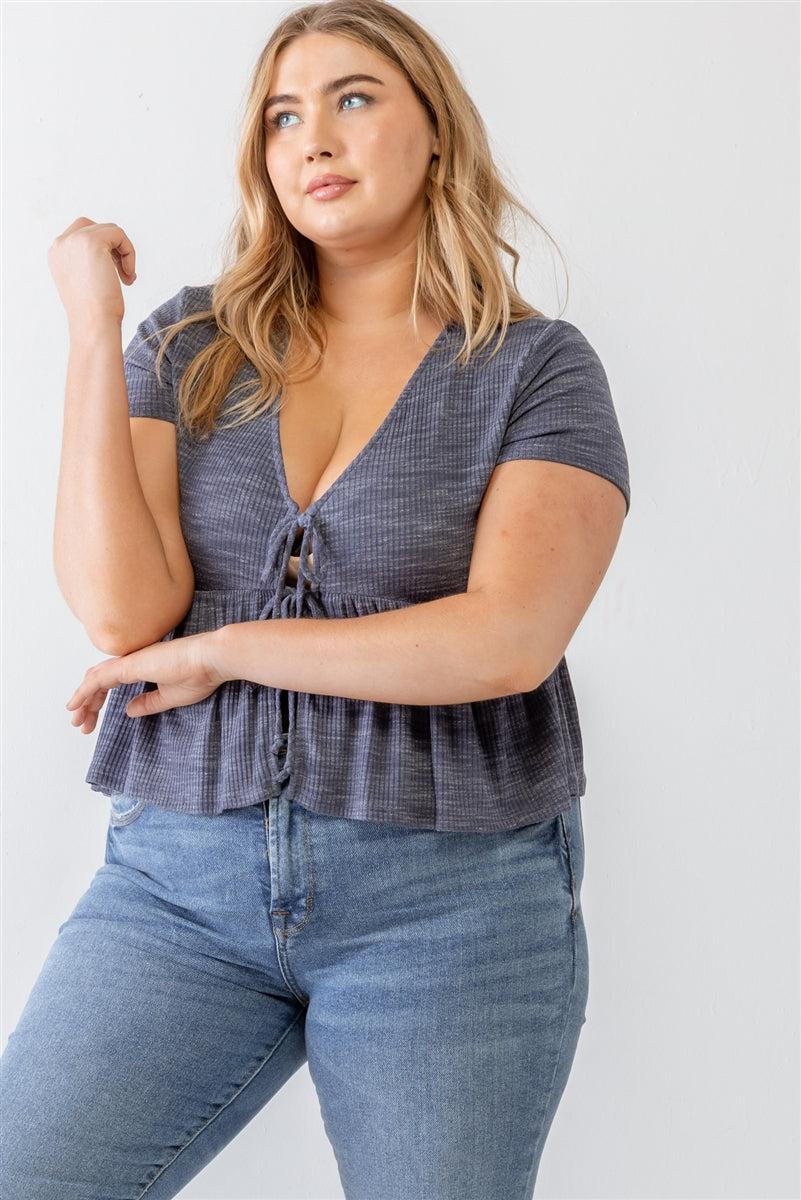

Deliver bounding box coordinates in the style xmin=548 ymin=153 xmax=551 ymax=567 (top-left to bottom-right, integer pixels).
xmin=271 ymin=322 xmax=454 ymax=518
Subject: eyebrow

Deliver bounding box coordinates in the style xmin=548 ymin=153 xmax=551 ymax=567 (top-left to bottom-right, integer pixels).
xmin=264 ymin=74 xmax=385 ymax=111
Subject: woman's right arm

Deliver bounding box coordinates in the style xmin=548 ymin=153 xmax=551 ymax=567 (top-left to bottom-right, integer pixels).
xmin=49 ymin=218 xmax=194 ymax=656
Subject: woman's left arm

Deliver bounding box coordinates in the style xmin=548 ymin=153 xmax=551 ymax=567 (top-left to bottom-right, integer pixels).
xmin=65 ymin=456 xmax=626 ymax=729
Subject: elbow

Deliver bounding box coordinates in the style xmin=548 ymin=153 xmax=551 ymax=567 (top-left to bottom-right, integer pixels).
xmin=53 ymin=588 xmax=136 ymax=658
xmin=86 ymin=624 xmax=135 ymax=658
xmin=82 ymin=583 xmax=194 ymax=658
xmin=54 ymin=566 xmax=193 ymax=658
xmin=61 ymin=624 xmax=122 ymax=656
xmin=492 ymin=654 xmax=542 ymax=698
xmin=92 ymin=618 xmax=176 ymax=658
xmin=90 ymin=608 xmax=187 ymax=658
xmin=500 ymin=647 xmax=563 ymax=696
xmin=476 ymin=597 xmax=555 ymax=697
xmin=504 ymin=665 xmax=545 ymax=696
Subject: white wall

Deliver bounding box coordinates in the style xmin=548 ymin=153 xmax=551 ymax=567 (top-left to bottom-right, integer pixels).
xmin=3 ymin=2 xmax=798 ymax=1197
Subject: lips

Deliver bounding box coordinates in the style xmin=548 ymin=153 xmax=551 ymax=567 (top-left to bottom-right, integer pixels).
xmin=306 ymin=173 xmax=356 ymax=194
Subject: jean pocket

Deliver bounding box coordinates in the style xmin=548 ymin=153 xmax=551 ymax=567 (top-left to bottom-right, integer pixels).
xmin=557 ymin=808 xmax=581 ymax=922
xmin=108 ymin=792 xmax=148 ymax=828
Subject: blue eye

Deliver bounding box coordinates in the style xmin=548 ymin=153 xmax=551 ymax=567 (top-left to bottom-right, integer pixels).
xmin=267 ymin=91 xmax=373 ymax=130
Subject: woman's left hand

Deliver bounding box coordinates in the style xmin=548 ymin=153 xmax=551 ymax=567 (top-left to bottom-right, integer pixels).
xmin=65 ymin=631 xmax=228 ymax=734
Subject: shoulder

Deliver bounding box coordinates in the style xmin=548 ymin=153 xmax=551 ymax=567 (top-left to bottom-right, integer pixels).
xmin=510 ymin=316 xmax=606 ymax=375
xmin=137 ymin=282 xmax=215 ymax=331
xmin=124 ymin=283 xmax=216 ymax=373
xmin=147 ymin=283 xmax=217 ymax=357
xmin=504 ymin=317 xmax=612 ymax=405
xmin=464 ymin=316 xmax=604 ymax=389
xmin=182 ymin=282 xmax=215 ymax=315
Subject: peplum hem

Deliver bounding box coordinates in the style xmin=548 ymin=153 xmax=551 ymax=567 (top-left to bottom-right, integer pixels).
xmin=84 ymin=581 xmax=582 ymax=832
xmin=86 ymin=498 xmax=582 ymax=833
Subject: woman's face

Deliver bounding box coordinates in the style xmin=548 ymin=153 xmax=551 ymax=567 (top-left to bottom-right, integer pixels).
xmin=264 ymin=32 xmax=440 ymax=252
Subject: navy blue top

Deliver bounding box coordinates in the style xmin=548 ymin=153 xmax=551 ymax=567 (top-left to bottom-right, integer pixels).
xmin=85 ymin=284 xmax=631 ymax=830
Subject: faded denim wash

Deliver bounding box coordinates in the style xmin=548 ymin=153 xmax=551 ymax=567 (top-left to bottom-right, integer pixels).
xmin=1 ymin=787 xmax=589 ymax=1199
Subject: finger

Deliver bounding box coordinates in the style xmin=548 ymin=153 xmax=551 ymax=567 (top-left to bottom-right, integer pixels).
xmin=107 ymin=223 xmax=136 ymax=281
xmin=66 ymin=660 xmax=122 ymax=709
xmin=77 ymin=712 xmax=98 ymax=734
xmin=126 ymin=689 xmax=164 ymax=718
xmin=66 ymin=685 xmax=108 ymax=712
xmin=67 ymin=701 xmax=96 ymax=734
xmin=69 ymin=690 xmax=107 ymax=725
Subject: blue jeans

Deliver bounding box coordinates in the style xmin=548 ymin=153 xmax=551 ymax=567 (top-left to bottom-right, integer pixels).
xmin=0 ymin=790 xmax=589 ymax=1199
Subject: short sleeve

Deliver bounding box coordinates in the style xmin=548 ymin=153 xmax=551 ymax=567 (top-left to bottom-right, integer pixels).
xmin=497 ymin=319 xmax=631 ymax=515
xmin=123 ymin=286 xmax=189 ymax=424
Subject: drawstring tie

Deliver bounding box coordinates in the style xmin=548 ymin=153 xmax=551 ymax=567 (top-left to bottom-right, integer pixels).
xmin=245 ymin=510 xmax=325 ymax=785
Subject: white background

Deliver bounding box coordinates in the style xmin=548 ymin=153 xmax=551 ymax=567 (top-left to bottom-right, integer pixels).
xmin=2 ymin=2 xmax=799 ymax=1197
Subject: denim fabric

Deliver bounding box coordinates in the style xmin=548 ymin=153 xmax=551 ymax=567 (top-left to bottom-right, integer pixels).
xmin=84 ymin=283 xmax=631 ymax=828
xmin=1 ymin=790 xmax=589 ymax=1199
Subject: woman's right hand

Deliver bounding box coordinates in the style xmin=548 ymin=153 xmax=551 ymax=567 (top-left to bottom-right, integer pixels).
xmin=47 ymin=217 xmax=137 ymax=336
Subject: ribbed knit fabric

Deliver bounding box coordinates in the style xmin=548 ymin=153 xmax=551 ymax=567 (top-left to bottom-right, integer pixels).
xmin=85 ymin=284 xmax=631 ymax=831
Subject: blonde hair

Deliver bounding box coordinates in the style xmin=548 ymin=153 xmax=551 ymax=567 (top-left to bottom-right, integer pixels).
xmin=150 ymin=0 xmax=568 ymax=439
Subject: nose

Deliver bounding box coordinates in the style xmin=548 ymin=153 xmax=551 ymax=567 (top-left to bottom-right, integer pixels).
xmin=300 ymin=107 xmax=341 ymax=162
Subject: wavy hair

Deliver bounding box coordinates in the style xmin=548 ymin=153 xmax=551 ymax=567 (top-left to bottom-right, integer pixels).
xmin=148 ymin=0 xmax=568 ymax=439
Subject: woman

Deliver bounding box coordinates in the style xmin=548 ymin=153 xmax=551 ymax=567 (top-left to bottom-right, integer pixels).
xmin=1 ymin=2 xmax=631 ymax=1196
